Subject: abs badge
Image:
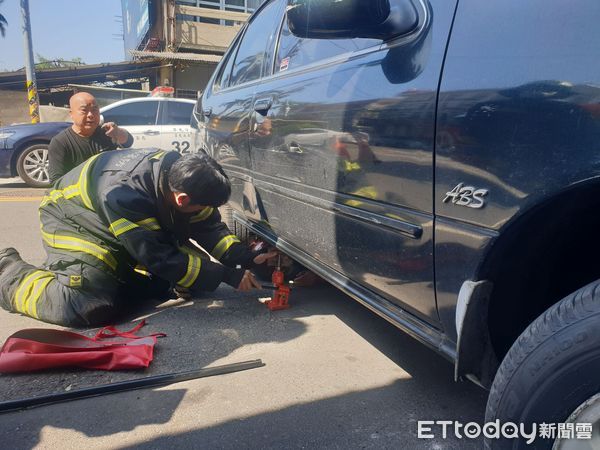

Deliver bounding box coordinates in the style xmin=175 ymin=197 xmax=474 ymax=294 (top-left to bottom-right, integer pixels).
xmin=279 ymin=57 xmax=290 ymax=72
xmin=443 ymin=183 xmax=488 ymax=209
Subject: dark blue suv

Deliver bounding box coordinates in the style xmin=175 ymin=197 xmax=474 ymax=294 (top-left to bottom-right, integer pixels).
xmin=192 ymin=1 xmax=600 ymax=446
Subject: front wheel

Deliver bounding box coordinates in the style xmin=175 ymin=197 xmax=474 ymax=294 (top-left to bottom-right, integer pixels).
xmin=485 ymin=280 xmax=600 ymax=449
xmin=16 ymin=144 xmax=51 ymax=188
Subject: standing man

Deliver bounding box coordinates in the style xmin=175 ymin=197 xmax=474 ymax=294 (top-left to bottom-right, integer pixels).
xmin=0 ymin=150 xmax=274 ymax=327
xmin=48 ymin=92 xmax=133 ymax=183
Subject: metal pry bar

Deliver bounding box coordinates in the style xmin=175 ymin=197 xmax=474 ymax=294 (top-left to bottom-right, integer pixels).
xmin=0 ymin=359 xmax=265 ymax=414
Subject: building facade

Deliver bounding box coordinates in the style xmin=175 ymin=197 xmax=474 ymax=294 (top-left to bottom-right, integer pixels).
xmin=122 ymin=0 xmax=262 ymax=97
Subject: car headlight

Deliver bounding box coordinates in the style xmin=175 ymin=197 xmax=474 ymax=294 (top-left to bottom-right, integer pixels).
xmin=0 ymin=131 xmax=16 ymax=139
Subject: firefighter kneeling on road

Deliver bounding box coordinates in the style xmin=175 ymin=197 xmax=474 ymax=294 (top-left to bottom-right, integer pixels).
xmin=0 ymin=149 xmax=275 ymax=327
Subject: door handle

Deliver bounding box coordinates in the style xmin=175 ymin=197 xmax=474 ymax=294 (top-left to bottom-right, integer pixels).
xmin=289 ymin=143 xmax=303 ymax=154
xmin=253 ymin=98 xmax=272 ymax=115
xmin=203 ymin=107 xmax=212 ymax=117
xmin=143 ymin=130 xmax=160 ymax=136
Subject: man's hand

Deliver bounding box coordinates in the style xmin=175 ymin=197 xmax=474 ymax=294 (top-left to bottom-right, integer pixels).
xmin=237 ymin=270 xmax=262 ymax=291
xmin=252 ymin=250 xmax=278 ymax=265
xmin=102 ymin=122 xmax=129 ymax=145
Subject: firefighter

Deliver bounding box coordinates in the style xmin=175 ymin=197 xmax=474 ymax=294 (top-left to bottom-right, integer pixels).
xmin=0 ymin=149 xmax=275 ymax=327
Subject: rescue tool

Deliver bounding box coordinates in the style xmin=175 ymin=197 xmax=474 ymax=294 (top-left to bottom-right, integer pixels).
xmin=263 ymin=255 xmax=293 ymax=311
xmin=0 ymin=359 xmax=265 ymax=414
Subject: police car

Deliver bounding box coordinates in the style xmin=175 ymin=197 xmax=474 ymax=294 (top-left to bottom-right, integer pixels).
xmin=0 ymin=96 xmax=196 ymax=187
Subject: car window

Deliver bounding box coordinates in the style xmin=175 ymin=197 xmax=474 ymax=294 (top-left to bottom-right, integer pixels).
xmin=162 ymin=101 xmax=194 ymax=125
xmin=275 ymin=13 xmax=381 ymax=73
xmin=229 ymin=0 xmax=282 ymax=87
xmin=213 ymin=36 xmax=240 ymax=92
xmin=103 ymin=101 xmax=159 ymax=126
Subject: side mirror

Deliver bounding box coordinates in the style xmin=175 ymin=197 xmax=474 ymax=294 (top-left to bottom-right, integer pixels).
xmin=286 ymin=0 xmax=418 ymax=40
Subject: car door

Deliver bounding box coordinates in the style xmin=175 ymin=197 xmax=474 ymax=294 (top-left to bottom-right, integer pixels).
xmin=159 ymin=99 xmax=195 ymax=153
xmin=248 ymin=0 xmax=458 ymax=323
xmin=101 ymin=99 xmax=162 ymax=148
xmin=198 ymin=0 xmax=285 ymax=214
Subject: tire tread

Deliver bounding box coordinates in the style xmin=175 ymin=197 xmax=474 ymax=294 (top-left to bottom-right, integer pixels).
xmin=485 ymin=278 xmax=600 ymax=445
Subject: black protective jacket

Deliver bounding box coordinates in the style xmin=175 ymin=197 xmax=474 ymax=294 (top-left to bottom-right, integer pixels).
xmin=40 ymin=149 xmax=253 ymax=292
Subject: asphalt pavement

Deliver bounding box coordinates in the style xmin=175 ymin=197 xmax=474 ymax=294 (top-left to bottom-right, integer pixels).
xmin=0 ymin=177 xmax=487 ymax=449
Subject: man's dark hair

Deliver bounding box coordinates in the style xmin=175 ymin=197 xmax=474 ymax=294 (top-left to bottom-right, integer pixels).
xmin=168 ymin=153 xmax=231 ymax=207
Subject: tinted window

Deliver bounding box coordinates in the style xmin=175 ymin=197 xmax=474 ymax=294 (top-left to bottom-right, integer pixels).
xmin=213 ymin=39 xmax=239 ymax=91
xmin=229 ymin=0 xmax=282 ymax=86
xmin=163 ymin=101 xmax=194 ymax=125
xmin=275 ymin=15 xmax=380 ymax=73
xmin=246 ymin=0 xmax=262 ymax=11
xmin=103 ymin=101 xmax=159 ymax=126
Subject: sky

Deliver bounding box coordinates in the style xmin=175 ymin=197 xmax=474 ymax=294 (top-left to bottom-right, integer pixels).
xmin=0 ymin=0 xmax=126 ymax=71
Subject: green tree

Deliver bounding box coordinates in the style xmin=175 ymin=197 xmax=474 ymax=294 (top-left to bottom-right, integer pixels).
xmin=35 ymin=53 xmax=86 ymax=69
xmin=0 ymin=0 xmax=8 ymax=37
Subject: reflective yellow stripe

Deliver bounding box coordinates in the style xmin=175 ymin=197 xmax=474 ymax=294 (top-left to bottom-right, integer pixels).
xmin=79 ymin=154 xmax=100 ymax=210
xmin=109 ymin=217 xmax=161 ymax=237
xmin=134 ymin=265 xmax=152 ymax=277
xmin=14 ymin=270 xmax=54 ymax=318
xmin=14 ymin=270 xmax=46 ymax=314
xmin=136 ymin=217 xmax=161 ymax=231
xmin=40 ymin=154 xmax=100 ymax=209
xmin=41 ymin=229 xmax=118 ymax=271
xmin=150 ymin=150 xmax=166 ymax=160
xmin=41 ymin=185 xmax=81 ymax=206
xmin=212 ymin=234 xmax=240 ymax=260
xmin=110 ymin=218 xmax=139 ymax=237
xmin=178 ymin=253 xmax=202 ymax=288
xmin=24 ymin=273 xmax=54 ymax=318
xmin=190 ymin=207 xmax=214 ymax=223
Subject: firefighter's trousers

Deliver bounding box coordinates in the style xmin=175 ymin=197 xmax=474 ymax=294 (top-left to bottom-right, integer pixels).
xmin=0 ymin=248 xmax=168 ymax=327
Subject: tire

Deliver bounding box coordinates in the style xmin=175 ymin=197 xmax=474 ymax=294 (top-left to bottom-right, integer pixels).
xmin=16 ymin=144 xmax=51 ymax=188
xmin=485 ymin=279 xmax=600 ymax=449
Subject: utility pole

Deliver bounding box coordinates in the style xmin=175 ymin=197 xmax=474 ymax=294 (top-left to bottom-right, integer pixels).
xmin=20 ymin=0 xmax=39 ymax=123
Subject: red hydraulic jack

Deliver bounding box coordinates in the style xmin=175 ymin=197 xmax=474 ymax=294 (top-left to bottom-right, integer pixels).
xmin=263 ymin=255 xmax=292 ymax=311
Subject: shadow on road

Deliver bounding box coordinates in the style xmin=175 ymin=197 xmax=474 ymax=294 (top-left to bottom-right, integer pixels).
xmin=0 ymin=387 xmax=188 ymax=449
xmin=0 ymin=181 xmax=38 ymax=189
xmin=115 ymin=380 xmax=484 ymax=449
xmin=0 ymin=282 xmax=487 ymax=448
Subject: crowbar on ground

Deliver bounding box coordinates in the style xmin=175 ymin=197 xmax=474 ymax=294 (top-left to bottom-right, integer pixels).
xmin=0 ymin=358 xmax=265 ymax=414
